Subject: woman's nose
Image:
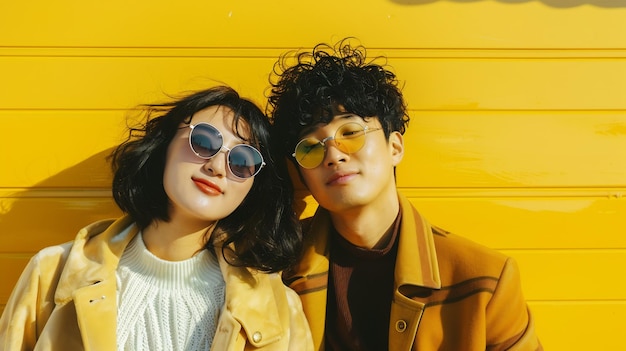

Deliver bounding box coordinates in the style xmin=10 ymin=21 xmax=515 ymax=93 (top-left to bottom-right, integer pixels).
xmin=203 ymin=148 xmax=228 ymax=177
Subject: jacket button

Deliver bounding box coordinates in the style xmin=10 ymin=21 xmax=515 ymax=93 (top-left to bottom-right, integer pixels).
xmin=395 ymin=320 xmax=407 ymax=332
xmin=252 ymin=331 xmax=262 ymax=343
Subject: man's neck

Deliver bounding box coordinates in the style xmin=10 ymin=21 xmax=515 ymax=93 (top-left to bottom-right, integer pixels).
xmin=329 ymin=195 xmax=400 ymax=249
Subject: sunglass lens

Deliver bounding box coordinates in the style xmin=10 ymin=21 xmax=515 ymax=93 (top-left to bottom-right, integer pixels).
xmin=229 ymin=145 xmax=264 ymax=178
xmin=295 ymin=139 xmax=325 ymax=169
xmin=190 ymin=124 xmax=222 ymax=158
xmin=335 ymin=122 xmax=366 ymax=153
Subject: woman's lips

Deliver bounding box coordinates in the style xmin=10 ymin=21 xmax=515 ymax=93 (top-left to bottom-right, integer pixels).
xmin=192 ymin=177 xmax=223 ymax=195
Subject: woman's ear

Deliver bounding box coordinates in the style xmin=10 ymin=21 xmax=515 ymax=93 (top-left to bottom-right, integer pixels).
xmin=388 ymin=131 xmax=404 ymax=167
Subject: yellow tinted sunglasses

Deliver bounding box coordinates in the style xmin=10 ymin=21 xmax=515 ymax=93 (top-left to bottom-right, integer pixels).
xmin=292 ymin=122 xmax=382 ymax=169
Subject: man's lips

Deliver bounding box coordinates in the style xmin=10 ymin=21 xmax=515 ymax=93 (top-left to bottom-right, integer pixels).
xmin=326 ymin=171 xmax=358 ymax=185
xmin=192 ymin=177 xmax=223 ymax=195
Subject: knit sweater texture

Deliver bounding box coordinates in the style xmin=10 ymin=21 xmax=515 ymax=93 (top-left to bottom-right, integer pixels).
xmin=116 ymin=233 xmax=225 ymax=351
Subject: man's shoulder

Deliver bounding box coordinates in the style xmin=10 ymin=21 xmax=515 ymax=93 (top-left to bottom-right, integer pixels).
xmin=428 ymin=225 xmax=510 ymax=279
xmin=432 ymin=225 xmax=506 ymax=258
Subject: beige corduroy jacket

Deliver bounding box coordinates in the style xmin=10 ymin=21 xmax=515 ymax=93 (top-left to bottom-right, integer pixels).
xmin=0 ymin=216 xmax=313 ymax=351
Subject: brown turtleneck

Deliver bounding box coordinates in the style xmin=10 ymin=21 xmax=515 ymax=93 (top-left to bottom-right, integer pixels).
xmin=325 ymin=211 xmax=402 ymax=351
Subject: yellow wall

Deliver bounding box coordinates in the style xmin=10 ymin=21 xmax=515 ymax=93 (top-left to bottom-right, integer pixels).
xmin=1 ymin=0 xmax=625 ymax=349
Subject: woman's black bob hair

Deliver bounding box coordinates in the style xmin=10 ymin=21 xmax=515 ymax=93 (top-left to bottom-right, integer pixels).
xmin=110 ymin=85 xmax=301 ymax=273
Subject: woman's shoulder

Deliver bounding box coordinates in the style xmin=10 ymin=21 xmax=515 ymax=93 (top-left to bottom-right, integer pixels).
xmin=28 ymin=216 xmax=135 ymax=273
xmin=29 ymin=241 xmax=74 ymax=270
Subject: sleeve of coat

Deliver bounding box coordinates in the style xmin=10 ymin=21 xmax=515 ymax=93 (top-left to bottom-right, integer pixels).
xmin=0 ymin=246 xmax=67 ymax=351
xmin=284 ymin=287 xmax=314 ymax=351
xmin=486 ymin=257 xmax=542 ymax=351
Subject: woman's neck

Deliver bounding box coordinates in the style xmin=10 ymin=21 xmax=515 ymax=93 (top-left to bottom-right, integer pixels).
xmin=141 ymin=217 xmax=216 ymax=261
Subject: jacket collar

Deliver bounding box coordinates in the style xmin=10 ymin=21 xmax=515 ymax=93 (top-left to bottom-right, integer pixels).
xmin=54 ymin=215 xmax=137 ymax=304
xmin=53 ymin=215 xmax=137 ymax=350
xmin=289 ymin=192 xmax=441 ymax=291
xmin=395 ymin=193 xmax=441 ymax=290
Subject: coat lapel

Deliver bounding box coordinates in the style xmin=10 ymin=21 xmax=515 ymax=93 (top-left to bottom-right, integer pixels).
xmin=395 ymin=193 xmax=441 ymax=291
xmin=387 ymin=194 xmax=442 ymax=350
xmin=73 ymin=280 xmax=118 ymax=351
xmin=216 ymin=251 xmax=284 ymax=348
xmin=53 ymin=216 xmax=137 ymax=351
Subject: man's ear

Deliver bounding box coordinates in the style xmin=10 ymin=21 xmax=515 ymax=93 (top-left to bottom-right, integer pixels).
xmin=389 ymin=131 xmax=404 ymax=167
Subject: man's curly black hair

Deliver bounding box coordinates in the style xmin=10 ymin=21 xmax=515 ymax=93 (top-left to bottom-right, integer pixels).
xmin=267 ymin=38 xmax=410 ymax=161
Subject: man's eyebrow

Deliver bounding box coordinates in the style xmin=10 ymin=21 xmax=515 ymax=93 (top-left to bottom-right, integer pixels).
xmin=298 ymin=114 xmax=361 ymax=137
xmin=335 ymin=113 xmax=359 ymax=119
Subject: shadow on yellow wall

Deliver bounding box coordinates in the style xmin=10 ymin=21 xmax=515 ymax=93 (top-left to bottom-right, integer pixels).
xmin=0 ymin=149 xmax=317 ymax=255
xmin=0 ymin=148 xmax=122 ymax=254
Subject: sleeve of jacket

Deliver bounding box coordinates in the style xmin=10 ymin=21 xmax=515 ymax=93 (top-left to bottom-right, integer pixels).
xmin=486 ymin=257 xmax=542 ymax=351
xmin=0 ymin=245 xmax=68 ymax=351
xmin=284 ymin=287 xmax=314 ymax=351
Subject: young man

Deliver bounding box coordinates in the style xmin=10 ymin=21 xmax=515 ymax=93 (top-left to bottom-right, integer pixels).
xmin=268 ymin=40 xmax=542 ymax=351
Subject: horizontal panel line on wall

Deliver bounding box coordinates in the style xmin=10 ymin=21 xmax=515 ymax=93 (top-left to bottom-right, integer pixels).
xmin=528 ymin=300 xmax=626 ymax=304
xmin=499 ymin=247 xmax=626 ymax=252
xmin=0 ymin=253 xmax=34 ymax=259
xmin=4 ymin=248 xmax=625 ymax=256
xmin=499 ymin=248 xmax=626 ymax=253
xmin=2 ymin=108 xmax=626 ymax=113
xmin=2 ymin=48 xmax=626 ymax=59
xmin=0 ymin=188 xmax=112 ymax=198
xmin=3 ymin=187 xmax=625 ymax=199
xmin=0 ymin=108 xmax=145 ymax=112
xmin=406 ymin=108 xmax=626 ymax=112
xmin=2 ymin=57 xmax=625 ymax=110
xmin=400 ymin=188 xmax=626 ymax=198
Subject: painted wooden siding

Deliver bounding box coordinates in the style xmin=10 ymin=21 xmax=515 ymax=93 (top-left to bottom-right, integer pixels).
xmin=1 ymin=1 xmax=625 ymax=350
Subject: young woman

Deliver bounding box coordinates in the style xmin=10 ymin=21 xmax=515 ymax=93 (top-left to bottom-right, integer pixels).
xmin=0 ymin=86 xmax=313 ymax=350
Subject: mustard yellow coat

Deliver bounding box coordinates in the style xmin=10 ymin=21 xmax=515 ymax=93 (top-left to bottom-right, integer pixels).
xmin=283 ymin=193 xmax=542 ymax=351
xmin=0 ymin=216 xmax=313 ymax=351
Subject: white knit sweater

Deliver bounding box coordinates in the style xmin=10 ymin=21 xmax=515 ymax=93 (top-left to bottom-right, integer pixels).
xmin=116 ymin=233 xmax=225 ymax=351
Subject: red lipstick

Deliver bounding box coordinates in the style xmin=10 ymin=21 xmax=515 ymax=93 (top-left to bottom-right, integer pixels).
xmin=192 ymin=177 xmax=223 ymax=195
